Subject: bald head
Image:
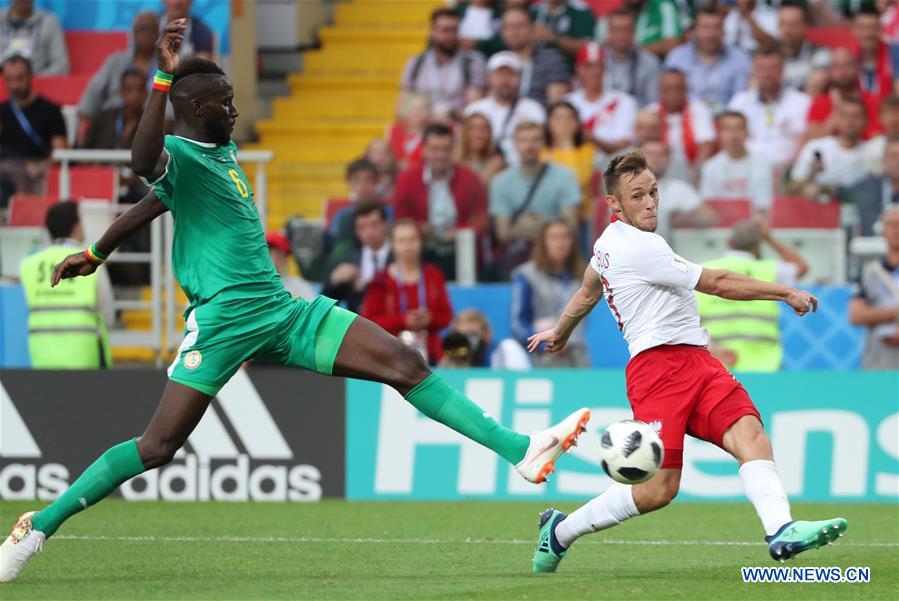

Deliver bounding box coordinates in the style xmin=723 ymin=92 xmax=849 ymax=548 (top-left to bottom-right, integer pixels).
xmin=170 ymin=57 xmax=236 ymax=146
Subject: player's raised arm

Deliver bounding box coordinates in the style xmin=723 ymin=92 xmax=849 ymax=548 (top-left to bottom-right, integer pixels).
xmin=695 ymin=267 xmax=818 ymax=316
xmin=131 ymin=18 xmax=185 ymax=179
xmin=527 ymin=264 xmax=604 ymax=353
xmin=51 ymin=190 xmax=169 ymax=286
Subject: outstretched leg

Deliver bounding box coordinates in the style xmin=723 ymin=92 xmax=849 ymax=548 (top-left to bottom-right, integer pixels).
xmin=1 ymin=381 xmax=212 ymax=582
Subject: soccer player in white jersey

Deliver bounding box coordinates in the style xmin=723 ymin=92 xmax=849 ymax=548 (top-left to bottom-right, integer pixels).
xmin=526 ymin=150 xmax=847 ymax=573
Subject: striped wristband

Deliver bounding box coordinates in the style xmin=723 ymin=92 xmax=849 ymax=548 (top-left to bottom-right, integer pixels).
xmin=84 ymin=243 xmax=108 ymax=265
xmin=152 ymin=70 xmax=174 ymax=92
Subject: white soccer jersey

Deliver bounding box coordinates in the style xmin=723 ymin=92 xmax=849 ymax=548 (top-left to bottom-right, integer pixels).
xmin=590 ymin=220 xmax=709 ymax=358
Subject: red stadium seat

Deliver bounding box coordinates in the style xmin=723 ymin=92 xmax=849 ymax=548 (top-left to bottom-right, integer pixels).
xmin=324 ymin=197 xmax=353 ymax=229
xmin=702 ymin=198 xmax=753 ymax=227
xmin=770 ymin=196 xmax=841 ymax=228
xmin=0 ymin=75 xmax=92 ymax=106
xmin=65 ymin=31 xmax=128 ymax=75
xmin=805 ymin=27 xmax=858 ymax=50
xmin=47 ymin=165 xmax=118 ymax=201
xmin=7 ymin=194 xmax=59 ymax=227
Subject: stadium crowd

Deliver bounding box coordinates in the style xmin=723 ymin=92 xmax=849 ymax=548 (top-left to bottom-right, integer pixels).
xmin=2 ymin=0 xmax=898 ymax=371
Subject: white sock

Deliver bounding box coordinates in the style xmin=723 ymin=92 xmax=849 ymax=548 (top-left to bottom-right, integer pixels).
xmin=739 ymin=459 xmax=793 ymax=537
xmin=554 ymin=483 xmax=640 ymax=548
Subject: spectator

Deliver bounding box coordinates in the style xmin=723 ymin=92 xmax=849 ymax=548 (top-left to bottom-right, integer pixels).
xmin=457 ymin=0 xmax=503 ymax=46
xmin=464 ymin=51 xmax=546 ymax=163
xmin=439 ymin=308 xmax=531 ymax=369
xmin=365 ymin=138 xmax=398 ymax=199
xmin=806 ymin=47 xmax=882 ymax=140
xmin=77 ymin=11 xmax=158 ymax=123
xmin=389 ymin=93 xmax=431 ymax=170
xmin=724 ymin=0 xmax=779 ymax=53
xmin=633 ymin=106 xmax=662 ymax=147
xmin=401 ymin=8 xmax=487 ymax=120
xmin=778 ymin=2 xmax=831 ymax=92
xmin=790 ymin=97 xmax=870 ymax=196
xmin=853 ymin=4 xmax=895 ymax=101
xmin=864 ymin=94 xmax=899 ymax=175
xmin=361 ymin=219 xmax=453 ymax=365
xmin=697 ymin=216 xmax=808 ymax=372
xmin=511 ymin=219 xmax=589 ymax=367
xmin=393 ymin=123 xmax=489 ymax=279
xmin=323 ymin=202 xmax=392 ymax=314
xmin=597 ymin=0 xmax=685 ymax=58
xmin=19 ymin=201 xmax=114 ymax=368
xmin=265 ymin=231 xmax=315 ymax=301
xmin=541 ymin=100 xmax=596 ymax=223
xmin=498 ymin=6 xmax=570 ymax=106
xmin=456 ymin=112 xmax=507 ymax=185
xmin=842 ymin=139 xmax=899 ymax=236
xmin=729 ymin=46 xmax=812 ymax=167
xmin=328 ymin=158 xmax=388 ymax=254
xmin=664 ymin=7 xmax=751 ymax=112
xmin=700 ymin=111 xmax=773 ymax=211
xmin=81 ymin=67 xmax=147 ymax=150
xmin=602 ymin=8 xmax=662 ymax=106
xmin=849 ymin=205 xmax=899 ymax=370
xmin=643 ymin=139 xmax=715 ymax=241
xmin=649 ymin=68 xmax=716 ymax=182
xmin=162 ymin=0 xmax=215 ymax=60
xmin=0 ymin=0 xmax=67 ymax=75
xmin=531 ymin=0 xmax=596 ymax=66
xmin=490 ymin=121 xmax=581 ymax=274
xmin=565 ymin=42 xmax=638 ymax=165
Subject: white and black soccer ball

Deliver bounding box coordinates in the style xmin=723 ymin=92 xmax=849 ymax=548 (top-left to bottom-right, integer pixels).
xmin=599 ymin=420 xmax=664 ymax=484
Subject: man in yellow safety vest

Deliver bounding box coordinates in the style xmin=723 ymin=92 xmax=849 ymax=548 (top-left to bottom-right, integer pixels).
xmin=697 ymin=217 xmax=808 ymax=371
xmin=20 ymin=201 xmax=114 ymax=368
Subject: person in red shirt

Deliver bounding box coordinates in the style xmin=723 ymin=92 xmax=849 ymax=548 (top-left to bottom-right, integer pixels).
xmin=388 ymin=93 xmax=431 ymax=169
xmin=853 ymin=5 xmax=894 ymax=102
xmin=393 ymin=123 xmax=489 ymax=279
xmin=806 ymin=46 xmax=883 ymax=141
xmin=361 ymin=219 xmax=454 ymax=365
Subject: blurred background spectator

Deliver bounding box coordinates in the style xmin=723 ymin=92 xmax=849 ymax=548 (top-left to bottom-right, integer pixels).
xmin=700 ymin=111 xmax=773 ymax=212
xmin=724 ymin=0 xmax=779 ymax=53
xmin=511 ymin=219 xmax=588 ymax=367
xmin=161 ymin=0 xmax=214 ymax=61
xmin=806 ymin=47 xmax=882 ymax=140
xmin=323 ymin=202 xmax=392 ymax=314
xmin=365 ymin=138 xmax=398 ymax=199
xmin=361 ymin=219 xmax=453 ymax=365
xmin=643 ymin=139 xmax=715 ymax=240
xmin=530 ymin=0 xmax=596 ymax=67
xmin=0 ymin=0 xmax=68 ymax=75
xmin=863 ymin=94 xmax=899 ymax=175
xmin=853 ymin=4 xmax=895 ymax=101
xmin=81 ymin=67 xmax=147 ymax=151
xmin=697 ymin=217 xmax=808 ymax=372
xmin=439 ymin=308 xmax=531 ymax=369
xmin=389 ymin=93 xmax=431 ymax=170
xmin=602 ymin=7 xmax=661 ymax=107
xmin=497 ymin=6 xmax=569 ymax=106
xmin=401 ymin=8 xmax=486 ymax=122
xmin=464 ymin=51 xmax=546 ymax=162
xmin=597 ymin=0 xmax=685 ymax=58
xmin=266 ymin=231 xmax=315 ymax=301
xmin=457 ymin=0 xmax=503 ymax=48
xmin=842 ymin=138 xmax=899 ymax=236
xmin=778 ymin=2 xmax=831 ymax=92
xmin=393 ymin=123 xmax=489 ymax=279
xmin=849 ymin=206 xmax=899 ymax=370
xmin=77 ymin=11 xmax=158 ymax=128
xmin=541 ymin=100 xmax=595 ymax=224
xmin=328 ymin=158 xmax=386 ymax=254
xmin=651 ymin=68 xmax=715 ymax=182
xmin=456 ymin=112 xmax=507 ymax=185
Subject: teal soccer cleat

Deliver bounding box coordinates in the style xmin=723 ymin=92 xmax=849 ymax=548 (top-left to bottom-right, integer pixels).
xmin=532 ymin=508 xmax=569 ymax=573
xmin=766 ymin=518 xmax=848 ymax=561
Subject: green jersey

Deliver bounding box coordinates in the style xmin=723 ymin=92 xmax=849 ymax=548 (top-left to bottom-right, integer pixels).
xmin=149 ymin=135 xmax=286 ymax=313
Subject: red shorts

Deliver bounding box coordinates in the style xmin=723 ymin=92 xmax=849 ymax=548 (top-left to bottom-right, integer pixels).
xmin=625 ymin=344 xmax=761 ymax=469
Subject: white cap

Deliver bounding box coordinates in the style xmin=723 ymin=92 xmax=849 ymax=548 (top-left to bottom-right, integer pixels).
xmin=487 ymin=51 xmax=523 ymax=73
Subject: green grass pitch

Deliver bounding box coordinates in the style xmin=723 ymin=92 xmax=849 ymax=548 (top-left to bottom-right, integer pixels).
xmin=1 ymin=500 xmax=896 ymax=600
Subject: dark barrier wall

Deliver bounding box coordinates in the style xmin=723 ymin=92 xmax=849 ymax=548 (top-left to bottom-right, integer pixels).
xmin=0 ymin=368 xmax=345 ymax=501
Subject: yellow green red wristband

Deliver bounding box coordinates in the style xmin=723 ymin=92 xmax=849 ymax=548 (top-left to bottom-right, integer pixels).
xmin=85 ymin=243 xmax=107 ymax=265
xmin=152 ymin=70 xmax=174 ymax=92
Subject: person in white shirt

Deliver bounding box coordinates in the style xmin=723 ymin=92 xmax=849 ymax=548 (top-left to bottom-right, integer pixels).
xmin=464 ymin=51 xmax=546 ymax=164
xmin=700 ymin=111 xmax=773 ymax=211
xmin=728 ymin=46 xmax=811 ymax=167
xmin=777 ymin=3 xmax=830 ymax=92
xmin=526 ymin=149 xmax=843 ymax=574
xmin=649 ymin=69 xmax=716 ymax=183
xmin=642 ymin=139 xmax=715 ymax=241
xmin=565 ymin=41 xmax=637 ymax=165
xmin=789 ymin=97 xmax=869 ymax=197
xmin=724 ymin=0 xmax=779 ymax=53
xmin=863 ymin=94 xmax=899 ymax=176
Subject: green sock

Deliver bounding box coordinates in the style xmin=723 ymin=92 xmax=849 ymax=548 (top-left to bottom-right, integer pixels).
xmin=405 ymin=373 xmax=530 ymax=464
xmin=31 ymin=439 xmax=146 ymax=538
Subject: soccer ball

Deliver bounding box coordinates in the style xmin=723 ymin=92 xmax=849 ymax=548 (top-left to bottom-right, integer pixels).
xmin=599 ymin=420 xmax=664 ymax=484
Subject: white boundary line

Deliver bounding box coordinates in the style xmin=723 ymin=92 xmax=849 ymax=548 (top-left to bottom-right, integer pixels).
xmin=52 ymin=534 xmax=898 ymax=548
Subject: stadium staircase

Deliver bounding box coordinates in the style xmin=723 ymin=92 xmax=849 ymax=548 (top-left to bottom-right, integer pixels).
xmin=244 ymin=0 xmax=441 ymax=232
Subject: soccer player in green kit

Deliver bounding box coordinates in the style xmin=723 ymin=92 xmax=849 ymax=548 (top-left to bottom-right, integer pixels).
xmin=0 ymin=19 xmax=591 ymax=582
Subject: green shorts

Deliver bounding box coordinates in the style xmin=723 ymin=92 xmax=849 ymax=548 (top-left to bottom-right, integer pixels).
xmin=167 ymin=294 xmax=356 ymax=396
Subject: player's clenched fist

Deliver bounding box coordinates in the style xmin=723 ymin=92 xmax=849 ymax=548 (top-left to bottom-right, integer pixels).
xmin=785 ymin=288 xmax=818 ymax=316
xmin=51 ymin=252 xmax=98 ymax=287
xmin=157 ymin=18 xmax=186 ymax=74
